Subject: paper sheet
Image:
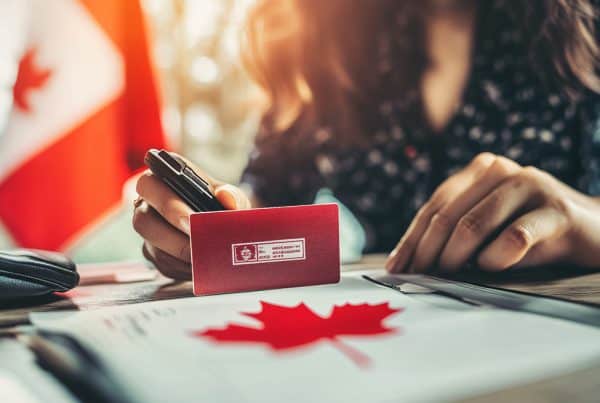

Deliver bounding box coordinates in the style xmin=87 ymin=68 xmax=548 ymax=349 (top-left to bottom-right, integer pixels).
xmin=77 ymin=261 xmax=157 ymax=285
xmin=31 ymin=271 xmax=600 ymax=403
xmin=0 ymin=340 xmax=77 ymax=403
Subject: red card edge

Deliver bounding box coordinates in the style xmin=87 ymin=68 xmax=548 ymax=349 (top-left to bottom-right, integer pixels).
xmin=190 ymin=203 xmax=340 ymax=296
xmin=190 ymin=203 xmax=338 ymax=220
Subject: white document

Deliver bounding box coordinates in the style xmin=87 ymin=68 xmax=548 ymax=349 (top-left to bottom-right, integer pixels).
xmin=0 ymin=340 xmax=77 ymax=403
xmin=31 ymin=271 xmax=600 ymax=403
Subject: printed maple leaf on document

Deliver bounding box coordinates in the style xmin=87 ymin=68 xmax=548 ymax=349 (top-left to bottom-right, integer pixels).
xmin=192 ymin=301 xmax=403 ymax=368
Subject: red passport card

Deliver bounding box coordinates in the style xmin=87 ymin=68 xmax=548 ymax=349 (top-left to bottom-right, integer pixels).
xmin=190 ymin=204 xmax=340 ymax=296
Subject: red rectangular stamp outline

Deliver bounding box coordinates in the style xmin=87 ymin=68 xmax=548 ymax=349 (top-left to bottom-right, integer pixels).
xmin=231 ymin=238 xmax=306 ymax=266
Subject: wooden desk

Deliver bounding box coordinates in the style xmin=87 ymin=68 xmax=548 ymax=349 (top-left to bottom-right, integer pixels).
xmin=447 ymin=265 xmax=600 ymax=306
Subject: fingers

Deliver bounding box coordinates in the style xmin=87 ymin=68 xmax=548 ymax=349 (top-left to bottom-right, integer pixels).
xmin=385 ymin=204 xmax=437 ymax=272
xmin=215 ymin=184 xmax=252 ymax=210
xmin=477 ymin=207 xmax=569 ymax=271
xmin=436 ymin=169 xmax=538 ymax=271
xmin=136 ymin=171 xmax=194 ymax=235
xmin=385 ymin=152 xmax=497 ymax=273
xmin=386 ymin=152 xmax=581 ymax=274
xmin=133 ymin=152 xmax=252 ymax=283
xmin=409 ymin=157 xmax=521 ymax=272
xmin=143 ymin=242 xmax=191 ymax=281
xmin=133 ymin=201 xmax=191 ymax=263
xmin=136 ymin=162 xmax=250 ymax=236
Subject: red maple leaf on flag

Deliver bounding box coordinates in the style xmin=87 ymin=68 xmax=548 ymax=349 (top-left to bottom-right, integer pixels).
xmin=13 ymin=48 xmax=52 ymax=113
xmin=192 ymin=301 xmax=403 ymax=368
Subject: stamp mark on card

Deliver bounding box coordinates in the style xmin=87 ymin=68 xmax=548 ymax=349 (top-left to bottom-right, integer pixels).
xmin=232 ymin=238 xmax=306 ymax=266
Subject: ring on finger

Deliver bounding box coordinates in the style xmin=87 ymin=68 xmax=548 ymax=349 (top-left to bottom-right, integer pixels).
xmin=134 ymin=196 xmax=144 ymax=209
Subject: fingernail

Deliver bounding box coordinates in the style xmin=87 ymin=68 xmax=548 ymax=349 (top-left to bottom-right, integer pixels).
xmin=385 ymin=242 xmax=405 ymax=271
xmin=385 ymin=257 xmax=397 ymax=272
xmin=179 ymin=216 xmax=191 ymax=235
xmin=216 ymin=184 xmax=244 ymax=210
xmin=384 ymin=260 xmax=394 ymax=272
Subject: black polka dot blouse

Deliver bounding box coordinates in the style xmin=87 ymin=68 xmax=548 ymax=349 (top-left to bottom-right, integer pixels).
xmin=242 ymin=1 xmax=600 ymax=253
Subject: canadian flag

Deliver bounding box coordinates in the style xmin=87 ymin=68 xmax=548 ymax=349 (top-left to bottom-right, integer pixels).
xmin=0 ymin=0 xmax=166 ymax=250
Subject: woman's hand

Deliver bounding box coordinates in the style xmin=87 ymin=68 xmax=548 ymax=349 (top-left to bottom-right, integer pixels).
xmin=132 ymin=155 xmax=251 ymax=280
xmin=386 ymin=153 xmax=600 ymax=273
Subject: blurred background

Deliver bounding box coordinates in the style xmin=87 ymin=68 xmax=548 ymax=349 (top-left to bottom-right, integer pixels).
xmin=0 ymin=0 xmax=262 ymax=262
xmin=143 ymin=0 xmax=260 ymax=181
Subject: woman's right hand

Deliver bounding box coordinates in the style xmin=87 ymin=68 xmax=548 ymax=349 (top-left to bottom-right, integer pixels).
xmin=132 ymin=156 xmax=251 ymax=280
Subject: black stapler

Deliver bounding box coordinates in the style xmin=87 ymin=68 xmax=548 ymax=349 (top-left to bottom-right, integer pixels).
xmin=0 ymin=249 xmax=79 ymax=300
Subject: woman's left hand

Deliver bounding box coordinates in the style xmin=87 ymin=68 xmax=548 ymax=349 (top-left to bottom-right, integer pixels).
xmin=385 ymin=153 xmax=600 ymax=273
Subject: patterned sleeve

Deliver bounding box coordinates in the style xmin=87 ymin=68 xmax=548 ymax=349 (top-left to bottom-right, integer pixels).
xmin=240 ymin=113 xmax=324 ymax=207
xmin=580 ymin=100 xmax=600 ymax=195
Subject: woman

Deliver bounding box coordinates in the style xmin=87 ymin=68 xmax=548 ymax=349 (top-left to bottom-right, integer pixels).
xmin=133 ymin=0 xmax=600 ymax=280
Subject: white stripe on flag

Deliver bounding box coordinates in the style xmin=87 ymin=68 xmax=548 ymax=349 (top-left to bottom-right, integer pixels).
xmin=0 ymin=0 xmax=124 ymax=181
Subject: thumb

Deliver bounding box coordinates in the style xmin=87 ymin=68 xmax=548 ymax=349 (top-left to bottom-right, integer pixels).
xmin=214 ymin=184 xmax=251 ymax=210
